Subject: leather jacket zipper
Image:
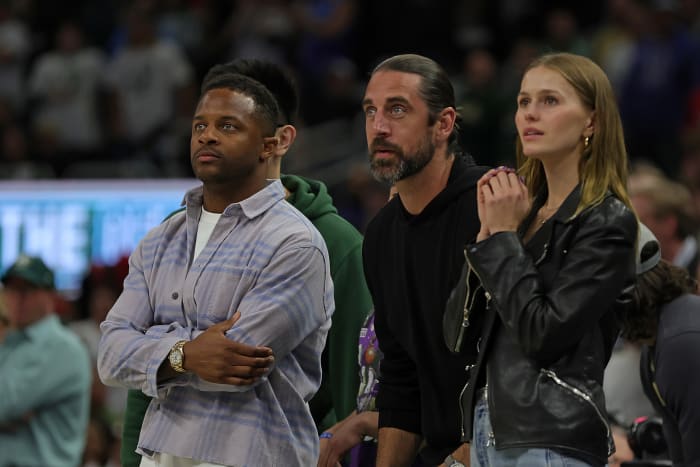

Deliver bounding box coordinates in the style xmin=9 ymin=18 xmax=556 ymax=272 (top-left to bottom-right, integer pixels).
xmin=453 ymin=265 xmax=483 ymax=353
xmin=485 ymin=382 xmax=497 ymax=447
xmin=541 ymin=369 xmax=614 ymax=456
xmin=534 ymin=242 xmax=549 ymax=266
xmin=459 ymin=364 xmax=476 ymax=438
xmin=453 ymin=258 xmax=472 ymax=352
xmin=462 ymin=254 xmax=493 ymax=441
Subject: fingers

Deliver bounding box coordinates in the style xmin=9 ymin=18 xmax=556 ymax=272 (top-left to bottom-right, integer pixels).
xmin=317 ymin=439 xmax=340 ymax=467
xmin=228 ymin=310 xmax=241 ymax=325
xmin=318 ymin=440 xmax=332 ymax=467
xmin=224 ymin=351 xmax=275 ymax=369
xmin=198 ymin=362 xmax=271 ymax=386
xmin=221 ymin=311 xmax=242 ymax=329
xmin=227 ymin=340 xmax=274 ymax=359
xmin=228 ymin=364 xmax=270 ymax=378
xmin=480 ymin=166 xmax=518 ymax=196
xmin=483 ymin=170 xmax=525 ymax=201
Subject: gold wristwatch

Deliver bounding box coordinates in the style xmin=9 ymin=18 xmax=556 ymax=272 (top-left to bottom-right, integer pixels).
xmin=168 ymin=340 xmax=188 ymax=373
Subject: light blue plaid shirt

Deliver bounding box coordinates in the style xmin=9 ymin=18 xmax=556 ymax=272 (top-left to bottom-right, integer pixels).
xmin=98 ymin=180 xmax=334 ymax=466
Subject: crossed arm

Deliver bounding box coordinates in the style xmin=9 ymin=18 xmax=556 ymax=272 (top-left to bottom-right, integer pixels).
xmin=156 ymin=311 xmax=273 ymax=385
xmin=98 ymin=240 xmax=331 ymax=398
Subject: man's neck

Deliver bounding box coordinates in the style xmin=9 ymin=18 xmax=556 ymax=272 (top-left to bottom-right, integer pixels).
xmin=396 ymin=151 xmax=455 ymax=215
xmin=266 ymin=159 xmax=282 ymax=180
xmin=266 ymin=161 xmax=292 ymax=199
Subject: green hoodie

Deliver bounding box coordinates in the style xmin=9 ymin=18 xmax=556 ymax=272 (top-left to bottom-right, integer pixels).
xmin=121 ymin=175 xmax=372 ymax=467
xmin=281 ymin=174 xmax=373 ymax=431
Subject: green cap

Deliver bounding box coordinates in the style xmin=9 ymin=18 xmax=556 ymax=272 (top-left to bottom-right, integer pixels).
xmin=1 ymin=254 xmax=55 ymax=289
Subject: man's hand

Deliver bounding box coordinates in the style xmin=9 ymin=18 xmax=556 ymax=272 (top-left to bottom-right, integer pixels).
xmin=437 ymin=443 xmax=471 ymax=467
xmin=184 ymin=311 xmax=274 ymax=385
xmin=317 ymin=411 xmax=378 ymax=467
xmin=376 ymin=427 xmax=422 ymax=467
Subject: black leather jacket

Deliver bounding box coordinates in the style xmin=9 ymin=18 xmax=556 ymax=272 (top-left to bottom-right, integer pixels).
xmin=452 ymin=187 xmax=637 ymax=464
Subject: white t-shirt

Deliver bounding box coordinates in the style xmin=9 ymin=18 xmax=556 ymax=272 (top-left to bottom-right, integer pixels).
xmin=193 ymin=207 xmax=221 ymax=261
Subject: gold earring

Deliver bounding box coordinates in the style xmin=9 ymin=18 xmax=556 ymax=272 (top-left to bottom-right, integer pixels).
xmin=584 ymin=136 xmax=590 ymax=148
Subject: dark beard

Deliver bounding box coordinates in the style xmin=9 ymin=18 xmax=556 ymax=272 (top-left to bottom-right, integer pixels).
xmin=369 ymin=136 xmax=435 ymax=185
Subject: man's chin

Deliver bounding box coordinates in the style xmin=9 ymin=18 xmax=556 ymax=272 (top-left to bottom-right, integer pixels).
xmin=370 ymin=168 xmax=399 ymax=185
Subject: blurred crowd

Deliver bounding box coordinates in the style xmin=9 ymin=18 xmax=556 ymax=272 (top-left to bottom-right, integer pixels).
xmin=1 ymin=0 xmax=700 ymax=232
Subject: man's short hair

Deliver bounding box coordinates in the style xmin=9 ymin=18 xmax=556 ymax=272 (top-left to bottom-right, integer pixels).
xmin=202 ymin=60 xmax=298 ymax=124
xmin=201 ymin=73 xmax=281 ymax=136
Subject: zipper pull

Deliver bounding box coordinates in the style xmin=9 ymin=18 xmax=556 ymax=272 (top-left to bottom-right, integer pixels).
xmin=486 ymin=431 xmax=495 ymax=447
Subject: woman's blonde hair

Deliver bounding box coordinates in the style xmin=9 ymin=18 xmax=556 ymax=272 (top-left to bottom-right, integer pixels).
xmin=516 ymin=53 xmax=633 ymax=214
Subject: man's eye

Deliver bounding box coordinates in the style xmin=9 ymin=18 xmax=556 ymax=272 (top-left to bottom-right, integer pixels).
xmin=222 ymin=123 xmax=236 ymax=131
xmin=390 ymin=106 xmax=406 ymax=115
xmin=193 ymin=123 xmax=206 ymax=131
xmin=364 ymin=107 xmax=376 ymax=117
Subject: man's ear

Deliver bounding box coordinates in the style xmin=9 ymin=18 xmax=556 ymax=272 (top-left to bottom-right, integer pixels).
xmin=435 ymin=107 xmax=456 ymax=142
xmin=276 ymin=125 xmax=297 ymax=156
xmin=261 ymin=136 xmax=279 ymax=161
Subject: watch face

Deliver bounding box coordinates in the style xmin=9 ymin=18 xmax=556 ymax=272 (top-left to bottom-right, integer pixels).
xmin=170 ymin=349 xmax=183 ymax=366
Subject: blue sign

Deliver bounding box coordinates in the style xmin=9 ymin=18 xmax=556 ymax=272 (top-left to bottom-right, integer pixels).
xmin=0 ymin=179 xmax=199 ymax=295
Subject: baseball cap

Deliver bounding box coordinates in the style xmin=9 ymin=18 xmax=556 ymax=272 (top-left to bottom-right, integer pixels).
xmin=1 ymin=255 xmax=55 ymax=289
xmin=637 ymin=223 xmax=661 ymax=275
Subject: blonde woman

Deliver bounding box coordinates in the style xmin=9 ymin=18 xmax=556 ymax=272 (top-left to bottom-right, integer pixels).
xmin=448 ymin=53 xmax=637 ymax=466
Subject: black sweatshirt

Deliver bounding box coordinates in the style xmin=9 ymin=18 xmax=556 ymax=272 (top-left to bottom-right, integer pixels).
xmin=362 ymin=156 xmax=488 ymax=464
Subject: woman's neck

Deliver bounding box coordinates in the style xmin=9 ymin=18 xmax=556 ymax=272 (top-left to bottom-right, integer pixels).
xmin=540 ymin=154 xmax=580 ymax=208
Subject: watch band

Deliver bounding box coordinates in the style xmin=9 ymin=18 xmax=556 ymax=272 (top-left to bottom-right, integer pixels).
xmin=169 ymin=340 xmax=187 ymax=373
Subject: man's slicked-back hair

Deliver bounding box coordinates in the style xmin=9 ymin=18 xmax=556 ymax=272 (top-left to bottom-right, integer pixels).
xmin=371 ymin=53 xmax=461 ymax=150
xmin=201 ymin=72 xmax=281 ymax=137
xmin=202 ymin=60 xmax=299 ymax=124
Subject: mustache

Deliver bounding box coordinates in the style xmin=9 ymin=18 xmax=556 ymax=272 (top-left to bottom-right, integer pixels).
xmin=370 ymin=138 xmax=402 ymax=154
xmin=194 ymin=147 xmax=224 ymax=158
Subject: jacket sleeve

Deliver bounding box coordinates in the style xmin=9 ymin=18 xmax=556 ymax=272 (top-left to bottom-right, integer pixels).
xmin=466 ymin=206 xmax=636 ymax=362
